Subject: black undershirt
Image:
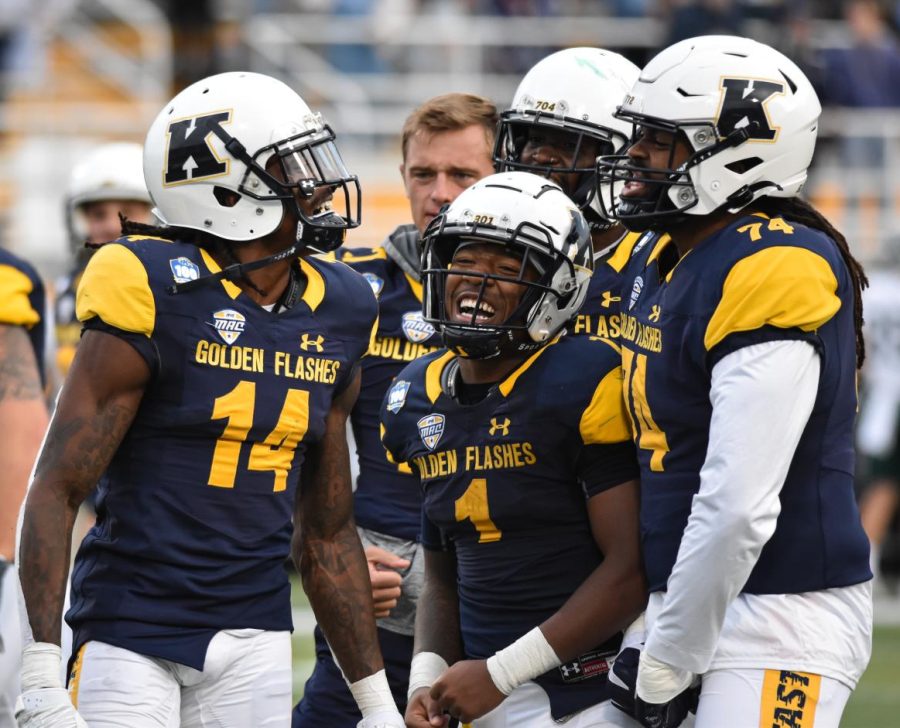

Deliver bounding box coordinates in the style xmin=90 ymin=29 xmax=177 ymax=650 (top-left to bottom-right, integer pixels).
xmin=455 ymin=378 xmax=496 ymax=405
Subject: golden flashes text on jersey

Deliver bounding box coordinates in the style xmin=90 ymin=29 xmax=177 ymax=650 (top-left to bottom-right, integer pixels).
xmin=414 ymin=443 xmax=537 ymax=481
xmin=194 ymin=340 xmax=341 ymax=384
xmin=369 ymin=335 xmax=441 ymax=362
xmin=620 ymin=313 xmax=663 ymax=353
xmin=572 ymin=313 xmax=621 ymax=338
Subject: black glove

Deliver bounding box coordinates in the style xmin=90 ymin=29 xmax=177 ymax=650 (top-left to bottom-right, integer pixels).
xmin=635 ymin=684 xmax=700 ymax=728
xmin=607 ymin=646 xmax=640 ymax=717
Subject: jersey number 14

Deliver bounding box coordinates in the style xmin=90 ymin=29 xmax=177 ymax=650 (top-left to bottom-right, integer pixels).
xmin=208 ymin=380 xmax=310 ymax=492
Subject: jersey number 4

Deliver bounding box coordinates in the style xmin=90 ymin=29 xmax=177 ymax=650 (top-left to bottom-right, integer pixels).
xmin=455 ymin=478 xmax=501 ymax=543
xmin=209 ymin=380 xmax=309 ymax=492
xmin=622 ymin=348 xmax=669 ymax=472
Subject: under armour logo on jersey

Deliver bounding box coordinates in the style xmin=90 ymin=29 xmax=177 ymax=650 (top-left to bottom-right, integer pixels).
xmin=600 ymin=291 xmax=621 ymax=309
xmin=164 ymin=111 xmax=231 ymax=185
xmin=649 ymin=305 xmax=661 ymax=322
xmin=300 ymin=334 xmax=324 ymax=352
xmin=488 ymin=417 xmax=510 ymax=436
xmin=560 ymin=662 xmax=582 ymax=679
xmin=717 ymin=78 xmax=785 ymax=142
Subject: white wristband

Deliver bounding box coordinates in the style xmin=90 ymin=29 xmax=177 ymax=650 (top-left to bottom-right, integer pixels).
xmin=349 ymin=669 xmax=396 ymax=718
xmin=407 ymin=651 xmax=449 ymax=701
xmin=21 ymin=642 xmax=63 ymax=691
xmin=485 ymin=627 xmax=561 ymax=696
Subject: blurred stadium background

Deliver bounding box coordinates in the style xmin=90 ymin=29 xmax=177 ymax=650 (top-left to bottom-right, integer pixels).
xmin=3 ymin=0 xmax=899 ymax=724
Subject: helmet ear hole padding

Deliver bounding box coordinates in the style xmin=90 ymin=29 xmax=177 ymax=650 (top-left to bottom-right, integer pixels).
xmin=213 ymin=186 xmax=241 ymax=208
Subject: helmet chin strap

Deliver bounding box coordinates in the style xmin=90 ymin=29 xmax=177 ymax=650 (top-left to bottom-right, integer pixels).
xmin=168 ymin=201 xmax=347 ymax=295
xmin=167 ymin=239 xmax=304 ymax=295
xmin=442 ymin=326 xmax=506 ymax=360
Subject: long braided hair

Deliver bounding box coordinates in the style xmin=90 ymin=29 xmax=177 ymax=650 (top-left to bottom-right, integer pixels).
xmin=750 ymin=197 xmax=868 ymax=368
xmin=119 ymin=218 xmax=266 ymax=296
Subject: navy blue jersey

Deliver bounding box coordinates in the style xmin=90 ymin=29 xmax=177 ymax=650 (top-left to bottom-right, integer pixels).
xmin=0 ymin=248 xmax=46 ymax=384
xmin=66 ymin=236 xmax=377 ymax=669
xmin=619 ymin=213 xmax=870 ymax=594
xmin=340 ymin=245 xmax=441 ymax=539
xmin=381 ymin=336 xmax=638 ymax=718
xmin=569 ymin=231 xmax=646 ymax=339
xmin=54 ymin=264 xmax=84 ymax=378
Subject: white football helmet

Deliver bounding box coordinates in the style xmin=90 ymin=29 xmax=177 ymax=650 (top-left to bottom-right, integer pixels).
xmin=494 ymin=48 xmax=639 ymax=228
xmin=596 ymin=35 xmax=821 ymax=230
xmin=143 ymin=71 xmax=359 ymax=251
xmin=421 ymin=171 xmax=593 ymax=359
xmin=65 ymin=142 xmax=151 ymax=250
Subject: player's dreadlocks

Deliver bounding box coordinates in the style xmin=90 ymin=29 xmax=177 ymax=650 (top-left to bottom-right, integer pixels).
xmin=120 ymin=218 xmax=266 ymax=296
xmin=750 ymin=197 xmax=868 ymax=369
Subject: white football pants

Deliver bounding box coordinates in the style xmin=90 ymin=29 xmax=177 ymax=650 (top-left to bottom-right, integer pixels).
xmin=70 ymin=629 xmax=291 ymax=728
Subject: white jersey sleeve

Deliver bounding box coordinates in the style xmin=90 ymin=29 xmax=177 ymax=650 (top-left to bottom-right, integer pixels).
xmin=644 ymin=339 xmax=820 ymax=675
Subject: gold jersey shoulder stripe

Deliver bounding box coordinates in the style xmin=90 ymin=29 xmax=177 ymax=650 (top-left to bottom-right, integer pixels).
xmin=0 ymin=264 xmax=38 ymax=327
xmin=76 ymin=244 xmax=155 ymax=336
xmin=605 ymin=231 xmax=645 ymax=273
xmin=341 ymin=247 xmax=388 ymax=263
xmin=705 ymin=246 xmax=840 ymax=352
xmin=580 ymin=364 xmax=632 ymax=445
xmin=424 ymin=350 xmax=457 ymax=404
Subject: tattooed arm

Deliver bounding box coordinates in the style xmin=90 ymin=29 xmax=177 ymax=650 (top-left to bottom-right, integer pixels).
xmin=0 ymin=324 xmax=48 ymax=562
xmin=405 ymin=548 xmax=462 ymax=728
xmin=18 ymin=330 xmax=149 ymax=644
xmin=293 ymin=366 xmax=384 ymax=682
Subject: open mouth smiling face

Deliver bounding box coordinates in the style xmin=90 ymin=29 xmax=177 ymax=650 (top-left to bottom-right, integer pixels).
xmin=445 ymin=242 xmax=537 ymax=327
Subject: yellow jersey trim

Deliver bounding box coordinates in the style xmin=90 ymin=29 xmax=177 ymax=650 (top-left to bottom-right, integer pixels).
xmin=68 ymin=638 xmax=88 ymax=708
xmin=0 ymin=264 xmax=39 ymax=327
xmin=425 ymin=351 xmax=457 ymax=404
xmin=298 ymin=257 xmax=326 ymax=312
xmin=380 ymin=422 xmax=414 ymax=474
xmin=705 ymin=246 xmax=840 ymax=351
xmin=405 ymin=273 xmax=424 ymax=303
xmin=580 ymin=366 xmax=632 ymax=445
xmin=76 ymin=245 xmax=155 ymax=336
xmin=647 ymin=234 xmax=672 ymax=265
xmin=498 ymin=336 xmax=561 ymax=398
xmin=199 ymin=248 xmax=242 ymax=300
xmin=605 ymin=231 xmax=644 ymax=273
xmin=342 ymin=248 xmax=388 ymax=263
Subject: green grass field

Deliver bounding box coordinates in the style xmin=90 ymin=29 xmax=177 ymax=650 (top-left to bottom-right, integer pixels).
xmin=842 ymin=625 xmax=900 ymax=728
xmin=290 ymin=581 xmax=900 ymax=723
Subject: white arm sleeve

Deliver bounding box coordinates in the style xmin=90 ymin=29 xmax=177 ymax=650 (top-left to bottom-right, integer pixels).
xmin=644 ymin=339 xmax=820 ymax=675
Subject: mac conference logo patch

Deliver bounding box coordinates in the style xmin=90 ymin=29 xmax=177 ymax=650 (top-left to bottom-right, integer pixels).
xmin=208 ymin=309 xmax=246 ymax=344
xmin=402 ymin=311 xmax=436 ymax=343
xmin=417 ymin=413 xmax=445 ymax=450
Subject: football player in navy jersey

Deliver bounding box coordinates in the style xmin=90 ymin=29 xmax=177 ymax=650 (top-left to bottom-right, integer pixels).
xmin=596 ymin=36 xmax=872 ymax=728
xmin=55 ymin=142 xmax=155 ymax=380
xmin=15 ymin=72 xmax=405 ymax=728
xmin=0 ymin=249 xmax=49 ymax=728
xmin=494 ymin=48 xmax=653 ymax=341
xmin=382 ymin=171 xmax=646 ymax=727
xmin=293 ymin=94 xmax=497 ymax=727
